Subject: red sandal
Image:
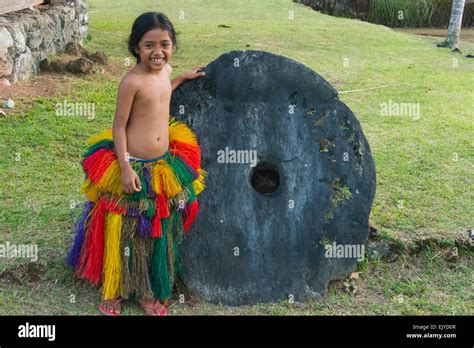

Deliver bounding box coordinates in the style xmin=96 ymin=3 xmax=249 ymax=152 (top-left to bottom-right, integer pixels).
xmin=98 ymin=298 xmax=122 ymax=316
xmin=154 ymin=300 xmax=167 ymax=316
xmin=138 ymin=299 xmax=167 ymax=316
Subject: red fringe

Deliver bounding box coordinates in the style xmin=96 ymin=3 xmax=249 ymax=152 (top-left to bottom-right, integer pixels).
xmin=79 ymin=197 xmax=106 ymax=284
xmin=82 ymin=148 xmax=116 ymax=183
xmin=156 ymin=193 xmax=170 ymax=218
xmin=104 ymin=196 xmax=126 ymax=215
xmin=151 ymin=215 xmax=162 ymax=238
xmin=183 ymin=200 xmax=199 ymax=233
xmin=170 ymin=140 xmax=201 ymax=171
xmin=151 ymin=193 xmax=170 ymax=238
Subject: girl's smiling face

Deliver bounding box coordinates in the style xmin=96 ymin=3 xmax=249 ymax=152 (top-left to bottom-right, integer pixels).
xmin=136 ymin=28 xmax=173 ymax=72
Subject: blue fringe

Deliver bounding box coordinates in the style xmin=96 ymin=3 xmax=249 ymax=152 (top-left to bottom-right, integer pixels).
xmin=142 ymin=166 xmax=156 ymax=199
xmin=67 ymin=201 xmax=94 ymax=267
xmin=137 ymin=213 xmax=152 ymax=238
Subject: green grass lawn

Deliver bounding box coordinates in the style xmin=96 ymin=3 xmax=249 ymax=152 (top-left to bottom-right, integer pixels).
xmin=0 ymin=0 xmax=473 ymax=315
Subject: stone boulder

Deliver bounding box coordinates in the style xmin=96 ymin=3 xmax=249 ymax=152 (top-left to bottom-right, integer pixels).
xmin=171 ymin=50 xmax=376 ymax=305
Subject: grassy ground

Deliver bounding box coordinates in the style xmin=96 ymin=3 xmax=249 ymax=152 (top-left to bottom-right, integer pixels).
xmin=0 ymin=0 xmax=473 ymax=315
xmin=0 ymin=242 xmax=472 ymax=315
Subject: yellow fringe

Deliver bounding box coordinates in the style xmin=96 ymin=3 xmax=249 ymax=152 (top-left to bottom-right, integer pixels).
xmin=193 ymin=180 xmax=204 ymax=196
xmin=150 ymin=160 xmax=164 ymax=195
xmin=96 ymin=159 xmax=122 ymax=196
xmin=86 ymin=119 xmax=197 ymax=147
xmin=169 ymin=118 xmax=198 ymax=146
xmin=87 ymin=128 xmax=113 ymax=146
xmin=151 ymin=160 xmax=182 ymax=198
xmin=162 ymin=161 xmax=183 ymax=197
xmin=86 ymin=119 xmax=196 ymax=147
xmin=153 ymin=161 xmax=183 ymax=198
xmin=193 ymin=169 xmax=207 ymax=195
xmin=102 ymin=212 xmax=123 ymax=300
xmin=80 ymin=179 xmax=99 ymax=202
xmin=84 ymin=119 xmax=202 ymax=200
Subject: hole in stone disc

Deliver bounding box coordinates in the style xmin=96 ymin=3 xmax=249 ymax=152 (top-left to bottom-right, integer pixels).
xmin=250 ymin=163 xmax=280 ymax=195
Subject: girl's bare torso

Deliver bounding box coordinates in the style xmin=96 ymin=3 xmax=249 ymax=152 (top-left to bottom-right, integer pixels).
xmin=126 ymin=65 xmax=172 ymax=160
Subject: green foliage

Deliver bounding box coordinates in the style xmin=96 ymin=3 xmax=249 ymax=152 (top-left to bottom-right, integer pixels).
xmin=368 ymin=0 xmax=437 ymax=27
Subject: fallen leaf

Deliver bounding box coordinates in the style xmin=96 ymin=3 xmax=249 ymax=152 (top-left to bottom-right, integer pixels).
xmin=350 ymin=272 xmax=360 ymax=280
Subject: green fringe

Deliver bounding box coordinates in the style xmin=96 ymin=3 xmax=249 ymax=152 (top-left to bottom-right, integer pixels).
xmin=82 ymin=139 xmax=114 ymax=158
xmin=167 ymin=211 xmax=184 ymax=297
xmin=172 ymin=213 xmax=184 ymax=278
xmin=165 ymin=212 xmax=184 ymax=295
xmin=186 ymin=184 xmax=197 ymax=203
xmin=161 ymin=216 xmax=169 ymax=236
xmin=142 ymin=198 xmax=155 ymax=220
xmin=148 ymin=211 xmax=184 ymax=301
xmin=150 ymin=216 xmax=171 ymax=300
xmin=168 ymin=156 xmax=195 ymax=187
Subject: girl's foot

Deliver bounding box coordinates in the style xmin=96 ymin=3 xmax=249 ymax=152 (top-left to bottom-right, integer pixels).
xmin=99 ymin=298 xmax=122 ymax=316
xmin=138 ymin=299 xmax=167 ymax=316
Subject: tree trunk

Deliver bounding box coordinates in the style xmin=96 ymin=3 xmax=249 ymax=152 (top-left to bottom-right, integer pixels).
xmin=447 ymin=0 xmax=466 ymax=49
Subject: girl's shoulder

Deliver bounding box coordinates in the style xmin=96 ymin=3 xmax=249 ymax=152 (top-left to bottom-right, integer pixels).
xmin=119 ymin=71 xmax=140 ymax=95
xmin=119 ymin=69 xmax=141 ymax=91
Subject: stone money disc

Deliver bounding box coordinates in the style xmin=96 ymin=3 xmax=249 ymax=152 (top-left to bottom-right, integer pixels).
xmin=171 ymin=50 xmax=376 ymax=305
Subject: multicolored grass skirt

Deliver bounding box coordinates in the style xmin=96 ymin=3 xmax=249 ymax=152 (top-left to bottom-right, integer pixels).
xmin=67 ymin=118 xmax=206 ymax=301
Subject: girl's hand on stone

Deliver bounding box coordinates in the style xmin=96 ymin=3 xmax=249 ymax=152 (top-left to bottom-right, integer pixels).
xmin=181 ymin=66 xmax=206 ymax=81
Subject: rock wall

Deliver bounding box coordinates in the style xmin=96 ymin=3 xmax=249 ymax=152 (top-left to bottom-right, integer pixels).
xmin=0 ymin=0 xmax=88 ymax=83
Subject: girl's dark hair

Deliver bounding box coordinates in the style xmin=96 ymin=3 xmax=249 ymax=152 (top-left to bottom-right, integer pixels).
xmin=127 ymin=12 xmax=177 ymax=63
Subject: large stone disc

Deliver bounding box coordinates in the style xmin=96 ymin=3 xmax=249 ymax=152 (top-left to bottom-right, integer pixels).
xmin=171 ymin=50 xmax=376 ymax=305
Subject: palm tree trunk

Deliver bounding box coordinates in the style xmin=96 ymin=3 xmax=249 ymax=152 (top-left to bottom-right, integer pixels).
xmin=447 ymin=0 xmax=466 ymax=49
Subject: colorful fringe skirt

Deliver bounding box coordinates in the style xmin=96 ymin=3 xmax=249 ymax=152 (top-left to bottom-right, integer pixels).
xmin=67 ymin=118 xmax=206 ymax=301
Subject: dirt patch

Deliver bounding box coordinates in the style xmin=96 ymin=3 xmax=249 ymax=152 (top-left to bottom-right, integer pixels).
xmin=0 ymin=42 xmax=121 ymax=116
xmin=0 ymin=262 xmax=45 ymax=285
xmin=0 ymin=73 xmax=69 ymax=101
xmin=0 ymin=66 xmax=77 ymax=116
xmin=0 ymin=56 xmax=127 ymax=116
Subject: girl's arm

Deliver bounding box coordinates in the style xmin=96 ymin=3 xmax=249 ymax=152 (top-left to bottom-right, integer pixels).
xmin=170 ymin=65 xmax=206 ymax=91
xmin=171 ymin=75 xmax=185 ymax=91
xmin=113 ymin=76 xmax=142 ymax=193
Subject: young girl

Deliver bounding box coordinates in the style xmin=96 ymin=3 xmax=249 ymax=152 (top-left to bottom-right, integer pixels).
xmin=67 ymin=12 xmax=206 ymax=316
